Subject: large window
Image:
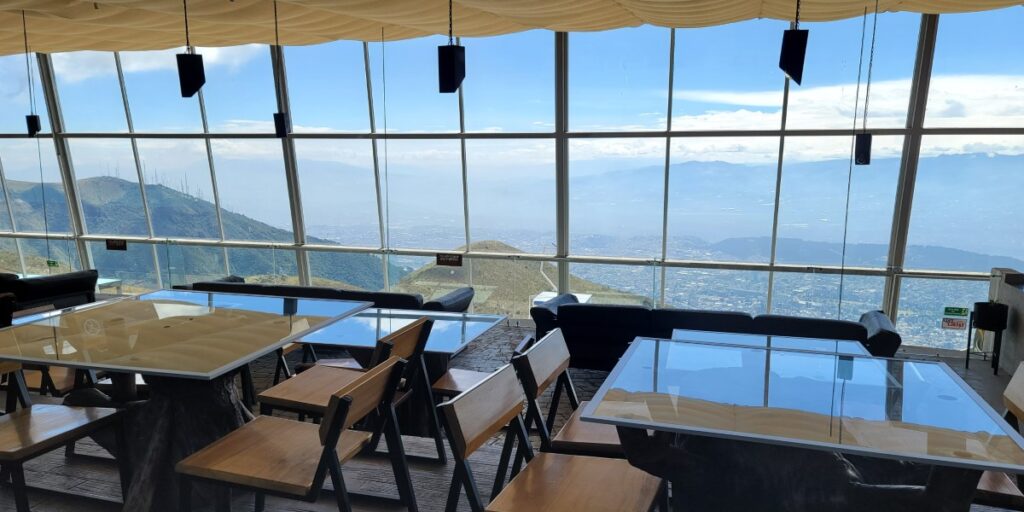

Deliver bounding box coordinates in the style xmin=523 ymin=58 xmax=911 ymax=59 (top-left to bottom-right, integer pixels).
xmin=13 ymin=12 xmax=1018 ymax=350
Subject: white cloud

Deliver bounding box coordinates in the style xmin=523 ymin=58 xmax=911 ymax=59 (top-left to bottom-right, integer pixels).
xmin=51 ymin=45 xmax=266 ymax=84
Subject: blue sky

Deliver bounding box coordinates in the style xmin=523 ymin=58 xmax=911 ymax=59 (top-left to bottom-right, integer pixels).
xmin=0 ymin=7 xmax=1021 ymax=264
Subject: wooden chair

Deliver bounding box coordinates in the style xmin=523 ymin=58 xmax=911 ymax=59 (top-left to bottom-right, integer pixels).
xmin=0 ymin=404 xmax=129 ymax=512
xmin=178 ymin=356 xmax=417 ymax=512
xmin=258 ymin=317 xmax=448 ymax=462
xmin=437 ymin=364 xmax=664 ymax=512
xmin=431 ymin=336 xmax=534 ymax=400
xmin=0 ymin=363 xmax=30 ymax=414
xmin=272 ymin=342 xmax=317 ymax=384
xmin=974 ymin=363 xmax=1024 ymax=510
xmin=511 ymin=328 xmax=622 ymax=458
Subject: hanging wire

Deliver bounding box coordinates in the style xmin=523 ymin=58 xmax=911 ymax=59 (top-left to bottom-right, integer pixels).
xmin=273 ymin=0 xmax=280 ymax=47
xmin=837 ymin=8 xmax=870 ymax=319
xmin=862 ymin=0 xmax=880 ymax=132
xmin=22 ymin=12 xmax=35 ymax=116
xmin=381 ymin=28 xmax=391 ymax=253
xmin=448 ymin=0 xmax=454 ymax=45
xmin=22 ymin=11 xmax=54 ymax=270
xmin=794 ymin=0 xmax=801 ymax=29
xmin=182 ymin=0 xmax=192 ymax=52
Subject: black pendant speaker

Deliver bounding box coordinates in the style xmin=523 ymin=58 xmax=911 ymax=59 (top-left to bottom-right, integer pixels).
xmin=25 ymin=115 xmax=40 ymax=137
xmin=780 ymin=29 xmax=809 ymax=85
xmin=438 ymin=44 xmax=465 ymax=93
xmin=176 ymin=52 xmax=205 ymax=98
xmin=855 ymin=133 xmax=872 ymax=165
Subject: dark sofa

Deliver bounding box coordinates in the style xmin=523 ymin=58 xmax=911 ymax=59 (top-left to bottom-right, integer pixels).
xmin=179 ymin=279 xmax=476 ymax=313
xmin=531 ymin=293 xmax=902 ymax=370
xmin=0 ymin=270 xmax=98 ymax=311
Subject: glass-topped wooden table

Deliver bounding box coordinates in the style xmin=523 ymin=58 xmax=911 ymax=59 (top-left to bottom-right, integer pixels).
xmin=583 ymin=337 xmax=1024 ymax=509
xmin=1 ymin=289 xmax=370 ymax=379
xmin=300 ymin=308 xmax=504 ymax=354
xmin=1 ymin=290 xmax=370 ymax=511
xmin=671 ymin=328 xmax=870 ymax=356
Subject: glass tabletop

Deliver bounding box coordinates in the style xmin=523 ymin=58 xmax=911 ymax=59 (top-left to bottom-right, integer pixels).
xmin=671 ymin=328 xmax=870 ymax=356
xmin=0 ymin=290 xmax=371 ymax=379
xmin=298 ymin=308 xmax=505 ymax=355
xmin=582 ymin=337 xmax=1024 ymax=473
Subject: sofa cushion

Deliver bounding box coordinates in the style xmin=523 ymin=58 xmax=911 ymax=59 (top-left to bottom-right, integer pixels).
xmin=557 ymin=304 xmax=654 ymax=371
xmin=422 ymin=287 xmax=475 ymax=313
xmin=859 ymin=310 xmax=902 ymax=357
xmin=189 ymin=282 xmax=425 ymax=310
xmin=0 ymin=270 xmax=98 ymax=311
xmin=529 ymin=293 xmax=579 ymax=338
xmin=752 ymin=314 xmax=868 ymax=342
xmin=650 ymin=309 xmax=756 ymax=339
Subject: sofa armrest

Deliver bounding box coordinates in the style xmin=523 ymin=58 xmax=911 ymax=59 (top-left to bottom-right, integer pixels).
xmin=860 ymin=310 xmax=902 ymax=357
xmin=422 ymin=287 xmax=475 ymax=313
xmin=529 ymin=293 xmax=579 ymax=339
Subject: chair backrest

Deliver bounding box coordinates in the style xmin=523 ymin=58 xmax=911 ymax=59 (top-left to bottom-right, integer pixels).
xmin=438 ymin=364 xmax=525 ymax=460
xmin=379 ymin=317 xmax=433 ymax=362
xmin=320 ymin=356 xmax=406 ymax=445
xmin=1004 ymin=363 xmax=1024 ymax=424
xmin=511 ymin=328 xmax=571 ymax=400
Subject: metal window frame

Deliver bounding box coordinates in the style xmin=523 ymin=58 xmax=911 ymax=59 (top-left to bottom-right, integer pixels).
xmin=7 ymin=14 xmax=1007 ymax=338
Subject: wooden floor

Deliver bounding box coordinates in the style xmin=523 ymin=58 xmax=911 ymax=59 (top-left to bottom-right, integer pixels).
xmin=0 ymin=325 xmax=1018 ymax=511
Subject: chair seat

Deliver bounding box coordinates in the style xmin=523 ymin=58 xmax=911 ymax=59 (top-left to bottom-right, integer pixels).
xmin=975 ymin=470 xmax=1024 ymax=509
xmin=432 ymin=368 xmax=489 ymax=398
xmin=280 ymin=342 xmax=301 ymax=355
xmin=487 ymin=452 xmax=661 ymax=512
xmin=549 ymin=401 xmax=623 ymax=457
xmin=0 ymin=362 xmax=21 ymax=374
xmin=316 ymin=358 xmax=364 ymax=370
xmin=0 ymin=404 xmax=119 ymax=462
xmin=23 ymin=367 xmax=77 ymax=395
xmin=258 ymin=365 xmax=363 ymax=414
xmin=177 ymin=415 xmax=372 ymax=497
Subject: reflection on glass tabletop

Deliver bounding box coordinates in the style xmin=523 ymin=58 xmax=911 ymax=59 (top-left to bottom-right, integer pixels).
xmin=298 ymin=308 xmax=505 ymax=354
xmin=582 ymin=337 xmax=1024 ymax=473
xmin=671 ymin=328 xmax=869 ymax=356
xmin=0 ymin=290 xmax=370 ymax=379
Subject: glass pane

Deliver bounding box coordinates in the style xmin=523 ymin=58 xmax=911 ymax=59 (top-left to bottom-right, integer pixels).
xmin=369 ymin=36 xmax=460 ymax=133
xmin=672 ymin=20 xmax=786 ymax=130
xmin=569 ymin=138 xmax=665 ymax=258
xmin=469 ymin=258 xmax=557 ymax=319
xmin=770 ymin=273 xmax=885 ymax=322
xmin=157 ymin=243 xmax=226 ymax=288
xmin=388 ymin=254 xmax=468 ymax=301
xmin=664 ymin=269 xmax=769 ymax=315
xmin=569 ymin=263 xmax=659 ymax=306
xmin=198 ymin=45 xmax=277 ymax=132
xmin=775 ymin=136 xmax=902 ymax=267
xmin=19 ymin=238 xmax=81 ymax=275
xmin=570 ymin=27 xmax=670 ymax=131
xmin=308 ymin=251 xmax=385 ymax=291
xmin=210 ymin=139 xmax=292 ymax=242
xmin=226 ymin=247 xmax=298 ymax=284
xmin=897 ymin=278 xmax=989 ymax=350
xmin=286 ymin=41 xmax=370 ymax=133
xmin=0 ymin=139 xmax=72 ymax=233
xmin=88 ymin=240 xmax=158 ymax=292
xmin=906 ymin=136 xmax=1024 ymax=272
xmin=136 ymin=139 xmax=219 ymax=239
xmin=463 ymin=30 xmax=554 ymax=133
xmin=382 ymin=139 xmax=464 ymax=250
xmin=120 ymin=48 xmax=204 ymax=132
xmin=927 ymin=8 xmax=1024 ymax=128
xmin=786 ymin=13 xmax=919 ymax=129
xmin=466 ymin=139 xmax=555 ymax=254
xmin=666 ymin=137 xmax=778 ymax=262
xmin=295 ymin=140 xmax=379 ymax=247
xmin=0 ymin=239 xmax=20 ymax=274
xmin=0 ymin=53 xmax=50 ymax=134
xmin=51 ymin=51 xmax=127 ymax=132
xmin=68 ymin=139 xmax=148 ymax=236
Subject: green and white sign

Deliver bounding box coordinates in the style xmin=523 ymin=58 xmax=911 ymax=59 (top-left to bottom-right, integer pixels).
xmin=944 ymin=306 xmax=969 ymax=318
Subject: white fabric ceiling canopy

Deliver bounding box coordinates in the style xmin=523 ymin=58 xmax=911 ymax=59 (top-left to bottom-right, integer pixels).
xmin=0 ymin=0 xmax=1021 ymax=56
